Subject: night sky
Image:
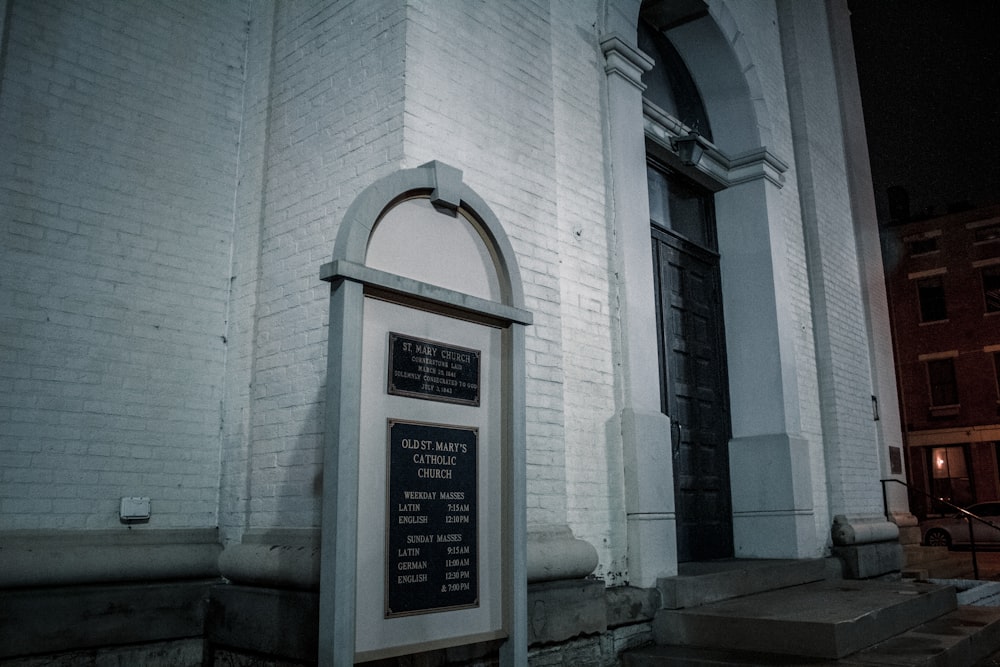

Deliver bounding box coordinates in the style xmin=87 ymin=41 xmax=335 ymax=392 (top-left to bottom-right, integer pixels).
xmin=849 ymin=1 xmax=1000 ymax=222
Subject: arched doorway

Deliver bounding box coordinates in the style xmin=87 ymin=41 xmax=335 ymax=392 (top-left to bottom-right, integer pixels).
xmin=649 ymin=160 xmax=733 ymax=561
xmin=638 ymin=21 xmax=733 ymax=562
xmin=603 ymin=0 xmax=805 ymax=585
xmin=641 ymin=20 xmax=732 ymax=561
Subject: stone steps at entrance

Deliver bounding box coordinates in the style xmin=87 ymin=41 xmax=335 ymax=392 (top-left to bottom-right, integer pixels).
xmin=625 ymin=606 xmax=1000 ymax=666
xmin=651 ymin=579 xmax=957 ymax=659
xmin=658 ymin=558 xmax=829 ymax=609
xmin=623 ymin=559 xmax=1000 ymax=666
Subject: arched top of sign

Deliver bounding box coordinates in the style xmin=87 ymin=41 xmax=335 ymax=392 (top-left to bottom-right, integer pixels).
xmin=331 ymin=161 xmax=526 ymax=313
xmin=367 ymin=198 xmax=501 ymax=302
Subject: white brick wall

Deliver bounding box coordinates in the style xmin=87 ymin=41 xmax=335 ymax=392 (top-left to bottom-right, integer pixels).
xmin=223 ymin=0 xmax=408 ymax=534
xmin=549 ymin=0 xmax=626 ymax=582
xmin=1 ymin=0 xmax=895 ymax=580
xmin=403 ymin=0 xmax=570 ymax=531
xmin=0 ymin=0 xmax=248 ymax=530
xmin=777 ymin=0 xmax=883 ymax=522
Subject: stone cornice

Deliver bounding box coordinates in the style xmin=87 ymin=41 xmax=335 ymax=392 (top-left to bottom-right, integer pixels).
xmin=644 ymin=104 xmax=789 ymax=189
xmin=726 ymin=147 xmax=789 ymax=188
xmin=601 ymin=33 xmax=653 ymax=92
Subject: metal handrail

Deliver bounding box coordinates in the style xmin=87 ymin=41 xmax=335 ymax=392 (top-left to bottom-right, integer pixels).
xmin=881 ymin=477 xmax=1000 ymax=580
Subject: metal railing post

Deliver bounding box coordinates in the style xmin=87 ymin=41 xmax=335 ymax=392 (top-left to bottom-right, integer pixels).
xmin=881 ymin=477 xmax=997 ymax=580
xmin=968 ymin=517 xmax=980 ymax=580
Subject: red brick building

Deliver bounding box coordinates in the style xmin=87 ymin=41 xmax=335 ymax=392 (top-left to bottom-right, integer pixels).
xmin=883 ymin=204 xmax=1000 ymax=518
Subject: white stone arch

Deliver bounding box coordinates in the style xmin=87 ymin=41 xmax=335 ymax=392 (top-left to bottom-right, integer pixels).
xmin=602 ymin=0 xmax=816 ymax=586
xmin=603 ymin=0 xmax=772 ymax=151
xmin=667 ymin=0 xmax=772 ymax=152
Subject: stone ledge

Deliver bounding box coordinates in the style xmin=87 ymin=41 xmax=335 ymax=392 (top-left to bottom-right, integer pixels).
xmin=0 ymin=529 xmax=221 ymax=588
xmin=218 ymin=528 xmax=320 ymax=590
xmin=217 ymin=525 xmax=600 ymax=590
xmin=1 ymin=575 xmax=657 ymax=663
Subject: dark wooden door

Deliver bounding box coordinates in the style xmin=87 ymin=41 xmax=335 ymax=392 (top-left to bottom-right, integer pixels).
xmin=652 ymin=227 xmax=733 ymax=562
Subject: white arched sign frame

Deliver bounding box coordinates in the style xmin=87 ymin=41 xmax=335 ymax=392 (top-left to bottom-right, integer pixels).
xmin=318 ymin=161 xmax=530 ymax=665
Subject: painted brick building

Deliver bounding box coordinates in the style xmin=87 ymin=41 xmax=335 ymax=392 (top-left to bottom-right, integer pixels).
xmin=881 ymin=204 xmax=1000 ymax=520
xmin=1 ymin=0 xmax=910 ymax=664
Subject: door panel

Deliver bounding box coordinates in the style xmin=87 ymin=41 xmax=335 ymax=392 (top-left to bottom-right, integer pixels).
xmin=653 ymin=228 xmax=733 ymax=562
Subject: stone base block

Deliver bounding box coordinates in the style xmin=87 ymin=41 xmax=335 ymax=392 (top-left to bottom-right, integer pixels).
xmin=0 ymin=581 xmax=213 ymax=660
xmin=833 ymin=541 xmax=903 ymax=579
xmin=206 ymin=584 xmax=318 ymax=663
xmin=606 ymin=586 xmax=660 ymax=628
xmin=1 ymin=639 xmax=205 ymax=667
xmin=528 ymin=579 xmax=607 ymax=645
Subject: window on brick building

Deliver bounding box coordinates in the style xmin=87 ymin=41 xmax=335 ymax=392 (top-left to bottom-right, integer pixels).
xmin=994 ymin=352 xmax=1000 ymax=401
xmin=917 ymin=276 xmax=947 ymax=322
xmin=929 ymin=445 xmax=973 ymax=509
xmin=983 ymin=266 xmax=1000 ymax=313
xmin=927 ymin=358 xmax=959 ymax=408
xmin=906 ymin=237 xmax=938 ymax=256
xmin=974 ymin=222 xmax=1000 ymax=244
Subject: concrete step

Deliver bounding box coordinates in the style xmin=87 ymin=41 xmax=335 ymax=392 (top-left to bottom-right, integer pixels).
xmin=930 ymin=559 xmax=980 ymax=580
xmin=903 ymin=546 xmax=981 ymax=580
xmin=626 ymin=607 xmax=1000 ymax=665
xmin=657 ymin=558 xmax=828 ymax=610
xmin=846 ymin=605 xmax=1000 ymax=666
xmin=905 ymin=545 xmax=953 ymax=566
xmin=904 ymin=561 xmax=972 ymax=581
xmin=622 ymin=607 xmax=1000 ymax=667
xmin=651 ymin=579 xmax=957 ymax=659
xmin=623 ymin=644 xmax=838 ymax=665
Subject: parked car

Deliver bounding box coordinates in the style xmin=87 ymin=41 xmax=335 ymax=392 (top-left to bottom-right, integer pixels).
xmin=921 ymin=502 xmax=1000 ymax=547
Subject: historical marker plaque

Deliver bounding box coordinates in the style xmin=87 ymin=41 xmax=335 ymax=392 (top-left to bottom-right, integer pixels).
xmin=385 ymin=419 xmax=478 ymax=617
xmin=889 ymin=446 xmax=902 ymax=475
xmin=388 ymin=333 xmax=481 ymax=406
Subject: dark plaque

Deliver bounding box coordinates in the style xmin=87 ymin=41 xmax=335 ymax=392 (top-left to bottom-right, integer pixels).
xmin=385 ymin=420 xmax=478 ymax=617
xmin=889 ymin=446 xmax=902 ymax=475
xmin=387 ymin=333 xmax=480 ymax=406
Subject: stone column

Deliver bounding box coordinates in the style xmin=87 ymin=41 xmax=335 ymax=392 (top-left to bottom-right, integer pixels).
xmin=601 ymin=34 xmax=678 ymax=587
xmin=716 ymin=172 xmax=820 ymax=559
xmin=828 ymin=0 xmax=914 ymax=529
xmin=778 ymin=0 xmax=902 ymax=574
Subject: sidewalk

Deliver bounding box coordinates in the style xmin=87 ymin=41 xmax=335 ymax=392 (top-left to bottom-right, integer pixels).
xmin=945 ymin=549 xmax=1000 ymax=581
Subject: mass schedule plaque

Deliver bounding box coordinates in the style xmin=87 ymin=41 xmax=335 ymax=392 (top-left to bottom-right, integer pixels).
xmin=385 ymin=419 xmax=478 ymax=617
xmin=387 ymin=333 xmax=481 ymax=406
